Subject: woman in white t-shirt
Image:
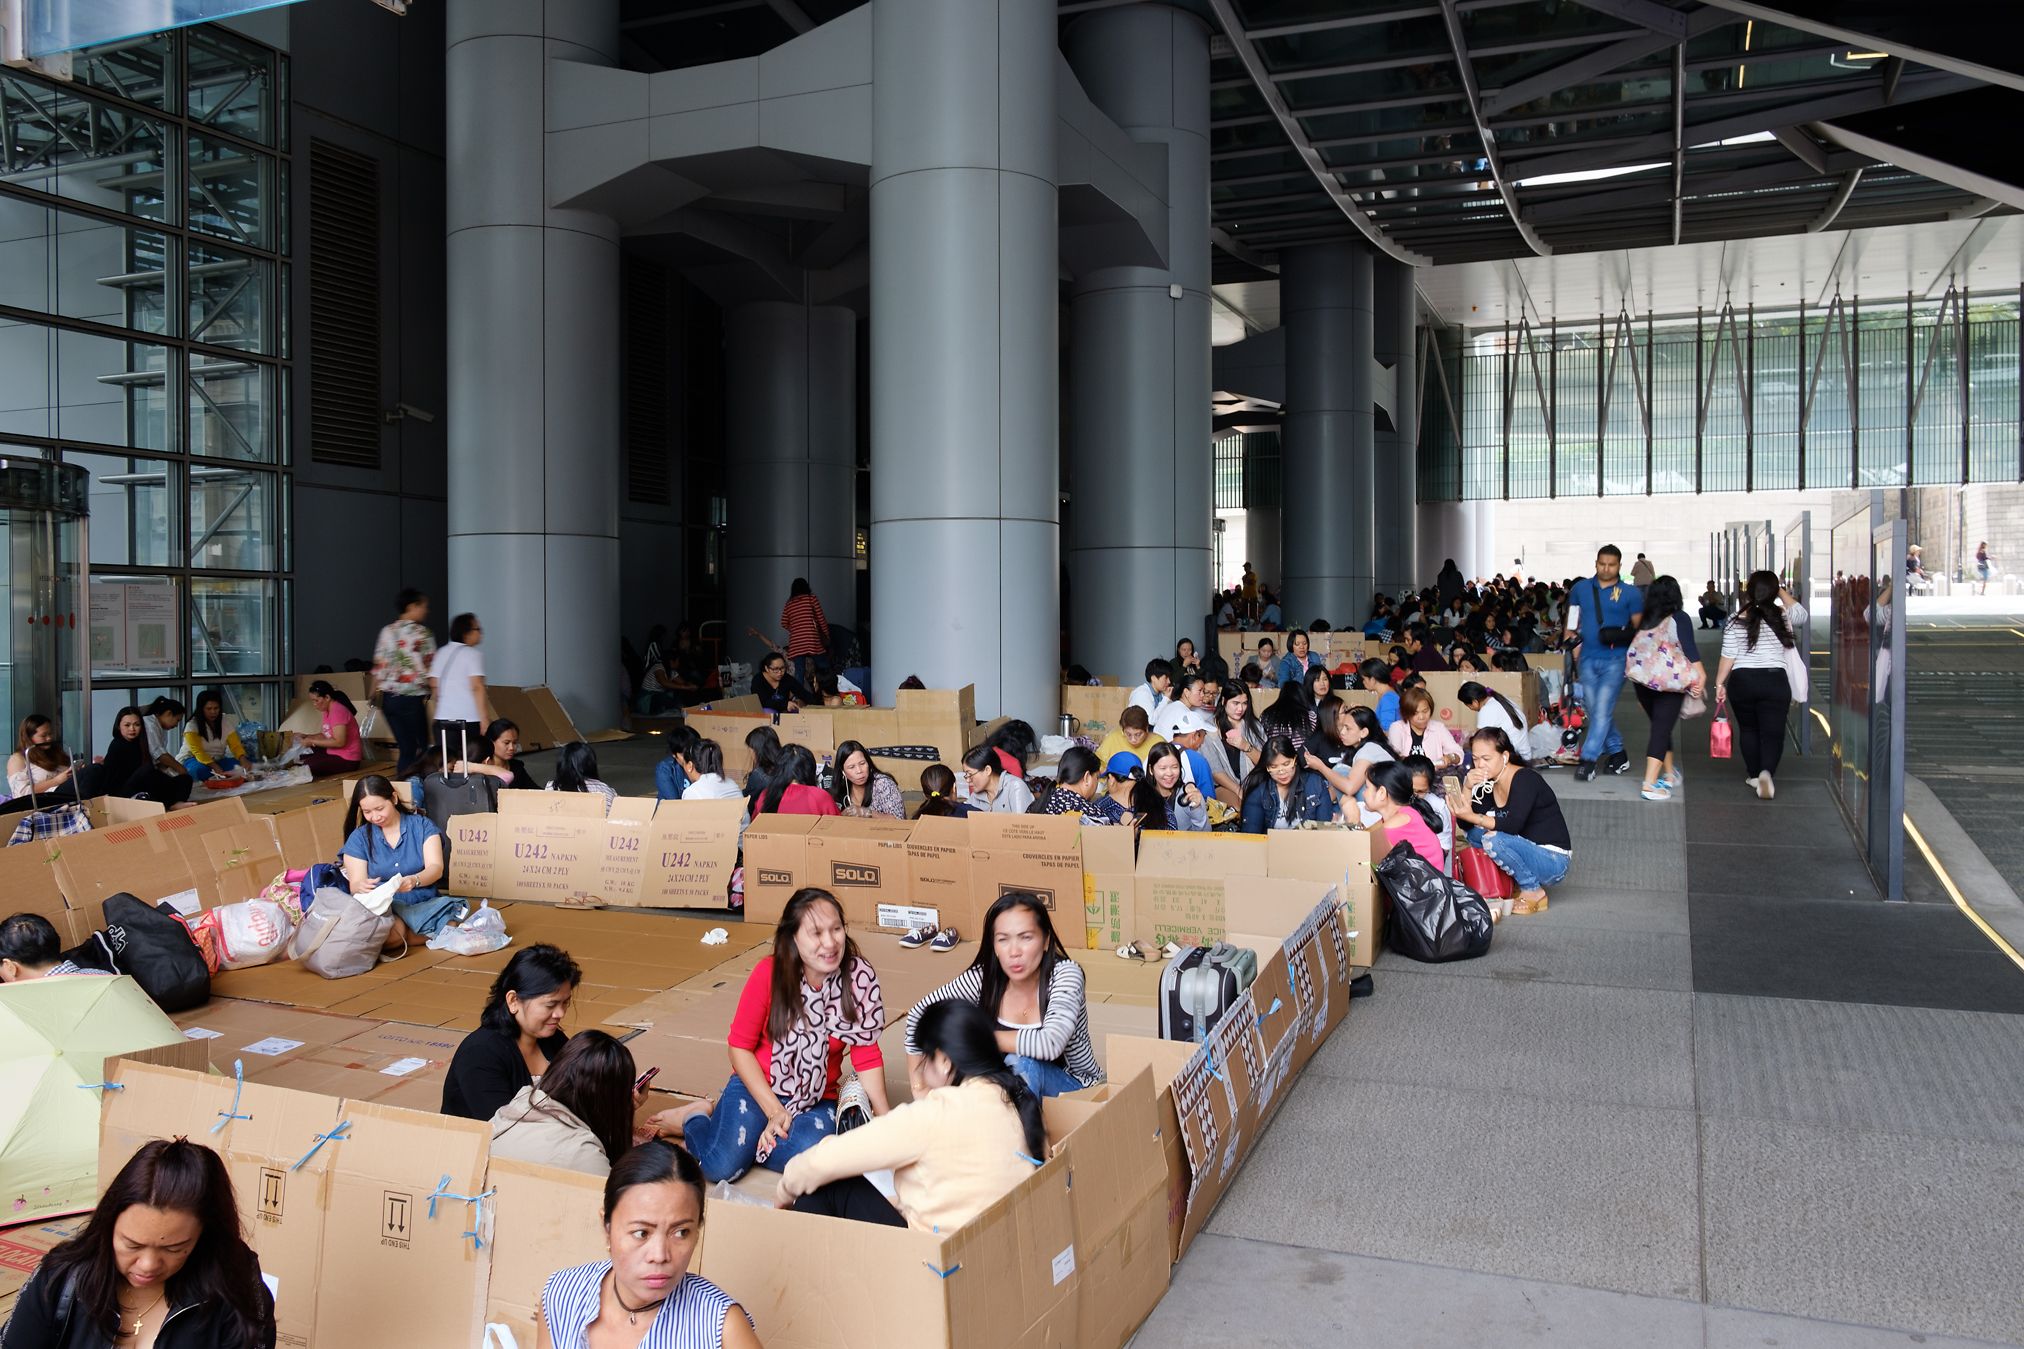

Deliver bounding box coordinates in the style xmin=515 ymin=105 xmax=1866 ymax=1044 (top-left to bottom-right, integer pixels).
xmin=1459 ymin=680 xmax=1527 ymax=756
xmin=430 ymin=612 xmax=493 ymax=736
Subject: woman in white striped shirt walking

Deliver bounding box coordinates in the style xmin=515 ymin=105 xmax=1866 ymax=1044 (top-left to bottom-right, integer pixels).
xmin=1714 ymin=570 xmax=1807 ymax=800
xmin=536 ymin=1141 xmax=761 ymax=1349
xmin=903 ymin=893 xmax=1105 ymax=1099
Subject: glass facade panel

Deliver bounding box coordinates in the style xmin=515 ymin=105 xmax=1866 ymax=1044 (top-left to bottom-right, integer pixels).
xmin=0 ymin=319 xmax=174 ymax=450
xmin=73 ymin=450 xmax=179 ymax=567
xmin=0 ymin=197 xmax=173 ymax=334
xmin=187 ymin=131 xmax=276 ymax=249
xmin=188 ymin=241 xmax=273 ymax=351
xmin=91 ymin=573 xmax=183 ymax=680
xmin=1428 ymin=293 xmax=2020 ymax=502
xmin=189 ymin=463 xmax=275 ymax=570
xmin=186 ymin=28 xmax=280 ymax=146
xmin=191 ymin=575 xmax=282 ymax=677
xmin=189 ymin=355 xmax=276 ymax=461
xmin=0 ymin=75 xmax=172 ymax=222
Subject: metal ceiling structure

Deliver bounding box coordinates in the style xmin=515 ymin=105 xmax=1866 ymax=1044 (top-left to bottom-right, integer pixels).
xmin=618 ymin=0 xmax=2021 ymax=311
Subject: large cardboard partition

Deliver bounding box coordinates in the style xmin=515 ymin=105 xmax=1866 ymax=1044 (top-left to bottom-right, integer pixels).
xmin=1103 ymin=891 xmax=1354 ymax=1262
xmin=1216 ymin=632 xmax=1367 ymax=670
xmin=1079 ymin=824 xmax=1138 ymax=953
xmin=806 ymin=816 xmax=917 ymax=928
xmin=1263 ymin=827 xmax=1383 ymax=967
xmin=693 ymin=1068 xmax=1168 ymax=1349
xmin=683 ymin=709 xmax=770 ymax=784
xmin=0 ymin=836 xmax=85 ymax=944
xmin=741 ymin=814 xmax=826 ymax=924
xmin=967 ymin=811 xmax=1084 ymax=926
xmin=1419 ymin=669 xmax=1541 ymax=730
xmin=49 ymin=797 xmax=288 ymax=927
xmin=446 ymin=791 xmax=741 ymax=910
xmin=482 ymin=1158 xmax=606 ymax=1348
xmin=485 ymin=684 xmax=581 ymax=752
xmin=264 ymin=797 xmax=348 ymax=867
xmin=1061 ymin=683 xmax=1130 ymax=739
xmin=101 ymin=1060 xmax=494 ymax=1349
xmin=83 ymin=795 xmax=166 ymax=828
xmin=1131 ymin=830 xmax=1376 ymax=962
xmin=773 ymin=708 xmax=837 ymax=757
xmin=1250 ymin=685 xmax=1379 ymax=715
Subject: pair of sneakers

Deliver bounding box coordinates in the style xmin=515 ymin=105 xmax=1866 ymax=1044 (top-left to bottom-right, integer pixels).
xmin=900 ymin=925 xmax=959 ymax=953
xmin=1643 ymin=766 xmax=1684 ymax=801
xmin=1576 ymin=751 xmax=1632 ymax=783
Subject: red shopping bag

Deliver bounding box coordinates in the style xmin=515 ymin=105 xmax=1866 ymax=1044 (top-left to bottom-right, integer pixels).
xmin=1454 ymin=843 xmax=1515 ymax=899
xmin=1709 ymin=700 xmax=1733 ymax=759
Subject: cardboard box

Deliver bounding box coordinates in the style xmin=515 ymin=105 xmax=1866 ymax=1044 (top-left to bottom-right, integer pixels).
xmin=970 ymin=812 xmax=1085 ymax=926
xmin=265 ymin=798 xmax=348 ymax=867
xmin=903 ymin=814 xmax=973 ymax=936
xmin=774 ymin=708 xmax=837 ymax=757
xmin=483 ymin=1158 xmax=607 ymax=1349
xmin=741 ymin=814 xmax=826 ymax=924
xmin=0 ymin=1215 xmax=87 ymax=1308
xmin=83 ymin=795 xmax=165 ymax=828
xmin=1420 ymin=669 xmax=1540 ymax=731
xmin=0 ymin=837 xmax=86 ymax=944
xmin=632 ymin=795 xmax=745 ymax=910
xmin=50 ymin=798 xmax=286 ymax=926
xmin=1264 ymin=827 xmax=1382 ymax=967
xmin=806 ymin=816 xmax=916 ymax=929
xmin=1061 ymin=684 xmax=1131 ymax=740
xmin=486 ymin=684 xmax=580 ymax=752
xmin=1079 ymin=824 xmax=1137 ymax=952
xmin=683 ymin=710 xmax=769 ymax=784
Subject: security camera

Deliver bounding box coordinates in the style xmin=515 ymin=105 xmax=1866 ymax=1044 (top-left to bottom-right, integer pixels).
xmin=383 ymin=402 xmax=436 ymax=424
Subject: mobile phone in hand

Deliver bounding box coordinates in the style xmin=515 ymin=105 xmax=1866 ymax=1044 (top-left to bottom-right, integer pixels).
xmin=634 ymin=1066 xmax=659 ymax=1091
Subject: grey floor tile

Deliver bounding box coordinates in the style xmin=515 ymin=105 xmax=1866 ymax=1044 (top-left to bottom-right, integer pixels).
xmin=1700 ymin=1115 xmax=2024 ymax=1345
xmin=1555 ymin=834 xmax=1682 ymax=892
xmin=1310 ymin=971 xmax=1696 ymax=1111
xmin=1696 ymin=994 xmax=2024 ymax=1145
xmin=1688 ymin=841 xmax=1882 ymax=899
xmin=1522 ymin=883 xmax=1692 ymax=935
xmin=1208 ymin=1078 xmax=1704 ymax=1301
xmin=1137 ymin=1235 xmax=1706 ymax=1349
xmin=1566 ymin=800 xmax=1686 ymax=847
xmin=1379 ymin=917 xmax=1693 ymax=992
xmin=1703 ymin=1305 xmax=2023 ymax=1349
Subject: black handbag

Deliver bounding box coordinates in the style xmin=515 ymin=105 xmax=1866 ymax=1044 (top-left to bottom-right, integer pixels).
xmin=84 ymin=893 xmax=213 ymax=1011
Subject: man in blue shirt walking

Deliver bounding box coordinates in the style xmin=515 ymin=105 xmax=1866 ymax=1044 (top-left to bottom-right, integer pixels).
xmin=1564 ymin=545 xmax=1643 ymax=781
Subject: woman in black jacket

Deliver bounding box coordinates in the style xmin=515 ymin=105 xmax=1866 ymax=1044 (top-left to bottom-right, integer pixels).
xmin=441 ymin=943 xmax=582 ymax=1120
xmin=100 ymin=705 xmax=192 ymax=807
xmin=4 ymin=1138 xmax=274 ymax=1348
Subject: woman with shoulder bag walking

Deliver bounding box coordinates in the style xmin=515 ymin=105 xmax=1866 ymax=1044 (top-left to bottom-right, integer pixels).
xmin=1623 ymin=575 xmax=1706 ymax=802
xmin=1714 ymin=569 xmax=1806 ymax=800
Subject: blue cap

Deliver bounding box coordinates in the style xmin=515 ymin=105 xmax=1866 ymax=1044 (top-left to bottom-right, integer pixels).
xmin=1105 ymin=751 xmax=1143 ymax=778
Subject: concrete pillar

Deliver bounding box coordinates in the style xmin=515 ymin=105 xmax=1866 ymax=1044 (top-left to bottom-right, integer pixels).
xmin=1247 ymin=505 xmax=1281 ymax=594
xmin=1374 ymin=258 xmax=1418 ymax=597
xmin=870 ymin=0 xmax=1058 ymax=720
xmin=446 ymin=0 xmax=621 ymax=723
xmin=725 ymin=302 xmax=857 ymax=662
xmin=1063 ymin=4 xmax=1213 ymax=686
xmin=1282 ymin=241 xmax=1375 ymax=627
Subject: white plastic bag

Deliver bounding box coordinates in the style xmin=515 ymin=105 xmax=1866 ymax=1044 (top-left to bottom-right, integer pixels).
xmin=426 ymin=900 xmax=510 ymax=956
xmin=214 ymin=897 xmax=295 ymax=970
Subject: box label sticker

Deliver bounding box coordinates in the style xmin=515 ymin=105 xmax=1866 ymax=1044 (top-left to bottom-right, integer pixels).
xmin=257 ymin=1168 xmax=284 ymax=1223
xmin=1051 ymin=1244 xmax=1076 ymax=1285
xmin=381 ymin=1191 xmax=412 ymax=1249
xmin=380 ymin=1056 xmax=430 ymax=1077
xmin=240 ymin=1037 xmax=305 ymax=1057
xmin=876 ymin=903 xmax=939 ymax=931
xmin=183 ymin=1027 xmax=222 ymax=1040
xmin=158 ymin=888 xmax=201 ymax=916
xmin=829 ymin=861 xmax=881 ymax=887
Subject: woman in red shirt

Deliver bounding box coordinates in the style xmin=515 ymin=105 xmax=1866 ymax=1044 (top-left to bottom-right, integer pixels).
xmin=668 ymin=887 xmax=891 ymax=1182
xmin=750 ymin=744 xmax=840 ymax=820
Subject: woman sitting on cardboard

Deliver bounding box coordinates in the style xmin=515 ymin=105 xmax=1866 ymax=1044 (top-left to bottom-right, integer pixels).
xmin=905 ymin=892 xmax=1103 ymax=1099
xmin=537 ymin=1140 xmax=761 ymax=1349
xmin=776 ymin=1000 xmax=1045 ymax=1230
xmin=293 ymin=680 xmax=364 ymax=778
xmin=444 ymin=944 xmax=582 ymax=1121
xmin=750 ymin=744 xmax=839 ymax=819
xmin=676 ymin=738 xmax=743 ymax=801
xmin=4 ymin=1138 xmax=276 ymax=1349
xmin=913 ymin=764 xmax=977 ymax=819
xmin=459 ymin=717 xmax=538 ymax=790
xmin=546 ymin=742 xmax=618 ymax=813
xmin=959 ymin=743 xmax=1033 ymax=814
xmin=1238 ymin=736 xmax=1334 ymax=832
xmin=179 ymin=689 xmax=247 ymax=784
xmin=1386 ymin=686 xmax=1464 ymax=773
xmin=830 ymin=740 xmax=904 ymax=819
xmin=1130 ymin=742 xmax=1208 ymax=832
xmin=9 ymin=713 xmax=80 ymax=801
xmin=341 ymin=774 xmax=458 ymax=947
xmin=99 ymin=704 xmax=193 ymax=808
xmin=661 ymin=888 xmax=891 ymax=1183
xmin=490 ymin=1029 xmax=654 ymax=1178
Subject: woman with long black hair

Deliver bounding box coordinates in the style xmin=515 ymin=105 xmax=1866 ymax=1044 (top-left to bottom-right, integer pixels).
xmin=546 ymin=742 xmax=618 ymax=813
xmin=1626 ymin=574 xmax=1706 ymax=802
xmin=778 ymin=1000 xmax=1046 ymax=1231
xmin=752 ymin=743 xmax=839 ymax=818
xmin=1259 ymin=673 xmax=1316 ymax=755
xmin=1238 ymin=736 xmax=1334 ymax=832
xmin=1715 ymin=568 xmax=1805 ymax=800
xmin=904 ymin=891 xmax=1102 ymax=1098
xmin=100 ymin=705 xmax=193 ymax=807
xmin=1304 ymin=703 xmax=1397 ymax=822
xmin=3 ymin=1138 xmax=275 ymax=1348
xmin=489 ymin=1029 xmax=646 ymax=1177
xmin=442 ymin=943 xmax=581 ymax=1121
xmin=1131 ymin=742 xmax=1208 ymax=832
xmin=1358 ymin=759 xmax=1447 ymax=870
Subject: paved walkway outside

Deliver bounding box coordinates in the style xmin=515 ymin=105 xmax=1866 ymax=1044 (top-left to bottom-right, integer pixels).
xmin=1142 ymin=695 xmax=2024 ymax=1348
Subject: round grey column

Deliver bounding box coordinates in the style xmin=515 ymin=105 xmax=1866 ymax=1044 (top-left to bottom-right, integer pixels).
xmin=1063 ymin=4 xmax=1213 ymax=685
xmin=446 ymin=0 xmax=621 ymax=725
xmin=1282 ymin=241 xmax=1375 ymax=627
xmin=1374 ymin=257 xmax=1418 ymax=598
xmin=726 ymin=302 xmax=857 ymax=666
xmin=870 ymin=0 xmax=1059 ymax=721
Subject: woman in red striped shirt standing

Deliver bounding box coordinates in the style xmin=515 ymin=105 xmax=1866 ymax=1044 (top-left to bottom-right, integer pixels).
xmin=778 ymin=577 xmax=830 ymax=686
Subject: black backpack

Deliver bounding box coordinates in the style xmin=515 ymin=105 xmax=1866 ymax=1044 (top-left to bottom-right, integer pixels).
xmin=77 ymin=893 xmax=213 ymax=1011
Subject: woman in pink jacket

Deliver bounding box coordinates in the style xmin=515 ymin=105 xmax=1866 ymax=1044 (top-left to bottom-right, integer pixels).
xmin=1387 ymin=687 xmax=1463 ymax=773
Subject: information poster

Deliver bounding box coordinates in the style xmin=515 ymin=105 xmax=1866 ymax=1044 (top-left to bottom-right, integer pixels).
xmin=89 ymin=579 xmax=180 ymax=675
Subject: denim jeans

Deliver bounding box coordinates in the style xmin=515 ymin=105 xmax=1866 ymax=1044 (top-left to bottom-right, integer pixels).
xmin=182 ymin=755 xmax=240 ymax=781
xmin=682 ymin=1075 xmax=837 ymax=1183
xmin=1468 ymin=826 xmax=1572 ymax=892
xmin=1576 ymin=650 xmax=1628 ymax=761
xmin=1007 ymin=1054 xmax=1084 ymax=1099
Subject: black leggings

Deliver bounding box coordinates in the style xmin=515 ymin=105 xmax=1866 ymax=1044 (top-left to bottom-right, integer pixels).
xmin=1725 ymin=668 xmax=1791 ymax=779
xmin=1632 ymin=685 xmax=1686 ymax=764
xmin=791 ymin=1175 xmax=907 ymax=1227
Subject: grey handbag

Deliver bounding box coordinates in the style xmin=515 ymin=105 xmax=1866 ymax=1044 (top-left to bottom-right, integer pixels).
xmin=287 ymin=884 xmax=396 ymax=979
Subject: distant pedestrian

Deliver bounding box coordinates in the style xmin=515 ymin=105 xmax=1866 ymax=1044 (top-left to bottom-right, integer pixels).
xmin=1714 ymin=570 xmax=1805 ymax=801
xmin=1630 ymin=553 xmax=1656 ymax=587
xmin=371 ymin=587 xmax=435 ymax=776
xmin=1564 ymin=545 xmax=1644 ymax=781
xmin=1975 ymin=541 xmax=1991 ymax=595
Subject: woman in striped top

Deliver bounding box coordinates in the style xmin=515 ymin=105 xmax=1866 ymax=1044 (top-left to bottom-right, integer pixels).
xmin=778 ymin=578 xmax=829 ymax=686
xmin=1715 ymin=570 xmax=1807 ymax=800
xmin=536 ymin=1141 xmax=760 ymax=1349
xmin=903 ymin=892 xmax=1104 ymax=1098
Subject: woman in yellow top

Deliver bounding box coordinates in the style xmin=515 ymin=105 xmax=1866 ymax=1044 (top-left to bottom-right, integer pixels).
xmin=774 ymin=999 xmax=1043 ymax=1231
xmin=180 ymin=687 xmax=248 ymax=782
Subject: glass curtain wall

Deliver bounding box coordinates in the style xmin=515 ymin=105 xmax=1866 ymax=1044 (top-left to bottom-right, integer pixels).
xmin=1421 ymin=294 xmax=2023 ymax=501
xmin=0 ymin=26 xmax=290 ymax=750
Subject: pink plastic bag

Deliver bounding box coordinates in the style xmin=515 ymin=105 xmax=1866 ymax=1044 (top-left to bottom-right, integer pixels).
xmin=1709 ymin=703 xmax=1733 ymax=759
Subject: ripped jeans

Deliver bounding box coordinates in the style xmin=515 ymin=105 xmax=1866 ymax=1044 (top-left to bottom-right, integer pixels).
xmin=682 ymin=1075 xmax=837 ymax=1183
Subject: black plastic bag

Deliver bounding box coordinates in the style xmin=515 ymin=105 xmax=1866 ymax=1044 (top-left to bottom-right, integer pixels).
xmin=1373 ymin=841 xmax=1494 ymax=963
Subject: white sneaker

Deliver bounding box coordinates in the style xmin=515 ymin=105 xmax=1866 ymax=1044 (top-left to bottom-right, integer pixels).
xmin=1757 ymin=773 xmax=1775 ymax=800
xmin=1744 ymin=774 xmax=1760 ymax=789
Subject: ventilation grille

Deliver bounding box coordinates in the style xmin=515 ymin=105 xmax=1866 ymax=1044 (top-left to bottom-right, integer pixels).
xmin=625 ymin=259 xmax=672 ymax=505
xmin=308 ymin=139 xmax=381 ymax=469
